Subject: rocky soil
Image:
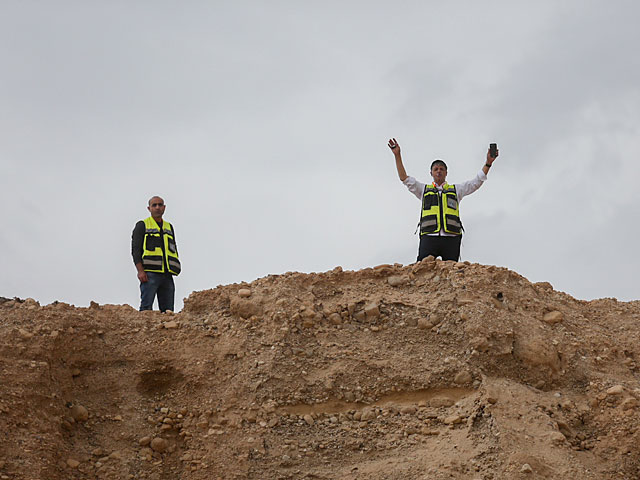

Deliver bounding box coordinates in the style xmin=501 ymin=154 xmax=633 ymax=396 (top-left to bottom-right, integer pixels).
xmin=2 ymin=257 xmax=640 ymax=479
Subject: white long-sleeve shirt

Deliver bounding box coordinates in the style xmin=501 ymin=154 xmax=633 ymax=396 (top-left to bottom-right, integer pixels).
xmin=402 ymin=170 xmax=488 ymax=236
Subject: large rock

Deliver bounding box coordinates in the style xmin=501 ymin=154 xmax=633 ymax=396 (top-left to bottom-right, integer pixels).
xmin=542 ymin=311 xmax=563 ymax=324
xmin=513 ymin=328 xmax=560 ymax=373
xmin=150 ymin=437 xmax=168 ymax=452
xmin=230 ymin=297 xmax=262 ymax=319
xmin=70 ymin=405 xmax=89 ymax=422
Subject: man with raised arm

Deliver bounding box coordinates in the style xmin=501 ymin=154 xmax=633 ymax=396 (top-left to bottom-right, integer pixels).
xmin=388 ymin=138 xmax=498 ymax=262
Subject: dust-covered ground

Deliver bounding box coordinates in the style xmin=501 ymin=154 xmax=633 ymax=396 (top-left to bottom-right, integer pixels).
xmin=2 ymin=257 xmax=640 ymax=479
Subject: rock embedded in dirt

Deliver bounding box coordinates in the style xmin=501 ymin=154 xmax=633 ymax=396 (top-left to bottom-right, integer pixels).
xmin=418 ymin=318 xmax=432 ymax=330
xmin=66 ymin=458 xmax=80 ymax=469
xmin=23 ymin=298 xmax=40 ymax=309
xmin=387 ymin=276 xmax=409 ymax=287
xmin=606 ymin=385 xmax=624 ymax=395
xmin=150 ymin=437 xmax=168 ymax=452
xmin=361 ymin=408 xmax=376 ymax=420
xmin=238 ymin=288 xmax=252 ymax=298
xmin=364 ymin=303 xmax=380 ymax=319
xmin=139 ymin=436 xmax=151 ymax=446
xmin=303 ymin=414 xmax=314 ymax=426
xmin=454 ymin=371 xmax=472 ymax=384
xmin=543 ymin=311 xmax=564 ymax=324
xmin=353 ymin=311 xmax=366 ymax=322
xmin=443 ymin=415 xmax=463 ymax=425
xmin=230 ymin=296 xmax=262 ymax=319
xmin=549 ymin=431 xmax=566 ymax=445
xmin=18 ymin=328 xmax=33 ymax=339
xmin=399 ymin=406 xmax=416 ymax=415
xmin=164 ymin=321 xmax=179 ymax=329
xmin=70 ymin=405 xmax=89 ymax=422
xmin=521 ymin=463 xmax=533 ymax=473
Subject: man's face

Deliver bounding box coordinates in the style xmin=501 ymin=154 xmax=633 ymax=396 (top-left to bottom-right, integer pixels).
xmin=430 ymin=164 xmax=447 ymax=185
xmin=147 ymin=197 xmax=166 ymax=220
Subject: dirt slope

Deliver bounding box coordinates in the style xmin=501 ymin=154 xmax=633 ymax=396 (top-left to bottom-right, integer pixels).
xmin=2 ymin=257 xmax=640 ymax=479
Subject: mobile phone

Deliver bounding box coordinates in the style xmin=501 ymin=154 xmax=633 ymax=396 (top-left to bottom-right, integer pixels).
xmin=489 ymin=143 xmax=498 ymax=158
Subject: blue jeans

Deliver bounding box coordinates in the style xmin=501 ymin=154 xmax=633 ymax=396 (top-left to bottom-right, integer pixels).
xmin=139 ymin=272 xmax=175 ymax=312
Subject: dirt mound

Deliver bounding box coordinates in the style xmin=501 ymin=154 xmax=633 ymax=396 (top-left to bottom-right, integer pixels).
xmin=2 ymin=258 xmax=640 ymax=479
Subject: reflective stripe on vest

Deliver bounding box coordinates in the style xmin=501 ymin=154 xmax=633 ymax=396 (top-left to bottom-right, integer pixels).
xmin=420 ymin=183 xmax=462 ymax=235
xmin=141 ymin=217 xmax=181 ymax=275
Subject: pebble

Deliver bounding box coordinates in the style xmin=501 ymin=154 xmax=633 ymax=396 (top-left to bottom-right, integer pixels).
xmin=421 ymin=427 xmax=440 ymax=435
xmin=164 ymin=321 xmax=179 ymax=329
xmin=150 ymin=437 xmax=168 ymax=452
xmin=353 ymin=311 xmax=366 ymax=322
xmin=606 ymin=385 xmax=624 ymax=395
xmin=443 ymin=415 xmax=463 ymax=425
xmin=238 ymin=288 xmax=252 ymax=298
xmin=139 ymin=436 xmax=151 ymax=446
xmin=387 ymin=275 xmax=409 ymax=287
xmin=543 ymin=311 xmax=564 ymax=324
xmin=328 ymin=313 xmax=342 ymax=325
xmin=70 ymin=405 xmax=89 ymax=422
xmin=418 ymin=318 xmax=433 ymax=330
xmin=361 ymin=408 xmax=376 ymax=421
xmin=549 ymin=431 xmax=566 ymax=445
xmin=622 ymin=397 xmax=639 ymax=410
xmin=23 ymin=298 xmax=40 ymax=309
xmin=18 ymin=328 xmax=33 ymax=339
xmin=139 ymin=447 xmax=153 ymax=460
xmin=66 ymin=458 xmax=80 ymax=468
xmin=454 ymin=371 xmax=472 ymax=384
xmin=268 ymin=417 xmax=279 ymax=427
xmin=364 ymin=303 xmax=380 ymax=319
xmin=303 ymin=414 xmax=315 ymax=426
xmin=521 ymin=463 xmax=533 ymax=473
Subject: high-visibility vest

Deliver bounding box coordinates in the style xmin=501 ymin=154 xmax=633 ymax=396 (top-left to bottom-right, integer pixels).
xmin=141 ymin=217 xmax=181 ymax=275
xmin=420 ymin=183 xmax=462 ymax=235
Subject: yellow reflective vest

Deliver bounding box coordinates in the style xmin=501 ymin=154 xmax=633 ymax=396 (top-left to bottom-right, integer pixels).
xmin=141 ymin=217 xmax=181 ymax=275
xmin=420 ymin=183 xmax=462 ymax=235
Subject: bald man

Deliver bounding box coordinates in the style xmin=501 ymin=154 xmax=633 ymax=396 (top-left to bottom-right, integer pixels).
xmin=131 ymin=196 xmax=181 ymax=312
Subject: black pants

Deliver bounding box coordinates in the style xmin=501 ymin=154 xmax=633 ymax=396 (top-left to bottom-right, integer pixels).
xmin=417 ymin=235 xmax=462 ymax=262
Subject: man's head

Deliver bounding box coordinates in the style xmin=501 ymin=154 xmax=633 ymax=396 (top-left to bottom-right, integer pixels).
xmin=147 ymin=196 xmax=166 ymax=221
xmin=430 ymin=159 xmax=448 ymax=185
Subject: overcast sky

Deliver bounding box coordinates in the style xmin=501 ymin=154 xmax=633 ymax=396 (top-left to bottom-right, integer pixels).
xmin=2 ymin=1 xmax=639 ymax=310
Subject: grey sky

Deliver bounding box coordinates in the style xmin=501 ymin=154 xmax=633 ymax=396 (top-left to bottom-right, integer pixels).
xmin=2 ymin=1 xmax=639 ymax=310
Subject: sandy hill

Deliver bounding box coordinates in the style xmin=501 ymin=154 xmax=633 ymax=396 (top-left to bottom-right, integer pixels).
xmin=2 ymin=257 xmax=640 ymax=479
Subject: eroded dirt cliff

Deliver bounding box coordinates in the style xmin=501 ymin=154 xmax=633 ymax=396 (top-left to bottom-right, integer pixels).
xmin=2 ymin=257 xmax=640 ymax=479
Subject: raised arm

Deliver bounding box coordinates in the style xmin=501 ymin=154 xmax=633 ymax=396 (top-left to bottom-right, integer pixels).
xmin=388 ymin=138 xmax=408 ymax=181
xmin=482 ymin=146 xmax=499 ymax=176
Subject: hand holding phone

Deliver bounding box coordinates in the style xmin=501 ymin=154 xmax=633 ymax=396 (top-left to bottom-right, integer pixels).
xmin=489 ymin=143 xmax=498 ymax=158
